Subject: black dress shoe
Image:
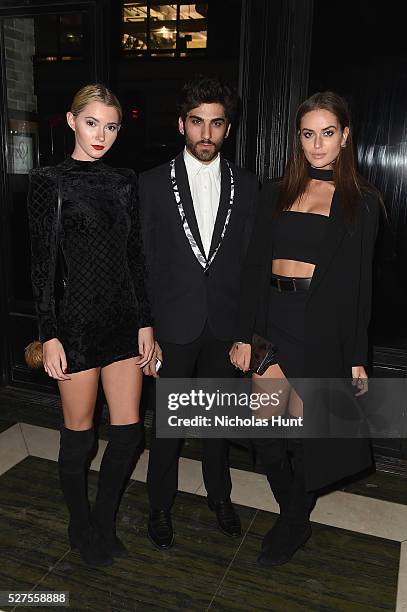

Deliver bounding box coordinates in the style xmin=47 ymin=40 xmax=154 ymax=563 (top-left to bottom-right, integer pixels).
xmin=257 ymin=522 xmax=311 ymax=567
xmin=148 ymin=510 xmax=174 ymax=549
xmin=208 ymin=498 xmax=241 ymax=537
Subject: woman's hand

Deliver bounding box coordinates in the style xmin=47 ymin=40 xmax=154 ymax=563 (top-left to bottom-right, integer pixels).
xmin=143 ymin=341 xmax=163 ymax=378
xmin=136 ymin=326 xmax=155 ymax=368
xmin=229 ymin=342 xmax=251 ymax=372
xmin=352 ymin=365 xmax=368 ymax=396
xmin=43 ymin=338 xmax=70 ymax=381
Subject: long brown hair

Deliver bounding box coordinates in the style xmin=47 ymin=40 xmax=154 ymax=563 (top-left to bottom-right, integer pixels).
xmin=277 ymin=91 xmax=373 ymax=222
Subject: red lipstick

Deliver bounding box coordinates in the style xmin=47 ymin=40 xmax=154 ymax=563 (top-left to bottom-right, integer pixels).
xmin=92 ymin=145 xmax=104 ymax=150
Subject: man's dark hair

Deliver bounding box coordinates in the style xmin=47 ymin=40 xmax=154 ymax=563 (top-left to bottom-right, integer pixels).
xmin=178 ymin=75 xmax=239 ymax=123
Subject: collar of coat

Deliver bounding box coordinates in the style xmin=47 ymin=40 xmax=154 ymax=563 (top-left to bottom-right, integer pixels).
xmin=170 ymin=152 xmax=235 ymax=271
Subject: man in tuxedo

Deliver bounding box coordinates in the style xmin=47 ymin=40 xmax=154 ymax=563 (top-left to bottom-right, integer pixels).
xmin=139 ymin=75 xmax=258 ymax=549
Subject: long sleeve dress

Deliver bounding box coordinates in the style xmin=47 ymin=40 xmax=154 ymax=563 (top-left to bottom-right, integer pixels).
xmin=27 ymin=156 xmax=152 ymax=373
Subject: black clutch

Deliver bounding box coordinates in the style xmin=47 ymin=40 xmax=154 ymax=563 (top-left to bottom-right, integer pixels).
xmin=250 ymin=333 xmax=278 ymax=376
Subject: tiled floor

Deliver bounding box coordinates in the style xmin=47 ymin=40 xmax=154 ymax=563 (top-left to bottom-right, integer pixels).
xmin=0 ymin=456 xmax=400 ymax=612
xmin=342 ymin=470 xmax=407 ymax=505
xmin=0 ymin=386 xmax=406 ymax=611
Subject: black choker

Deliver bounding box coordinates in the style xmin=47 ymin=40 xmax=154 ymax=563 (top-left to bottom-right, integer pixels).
xmin=308 ymin=166 xmax=334 ymax=181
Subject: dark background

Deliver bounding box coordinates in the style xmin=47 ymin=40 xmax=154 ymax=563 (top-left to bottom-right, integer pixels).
xmin=1 ymin=0 xmax=406 ymax=463
xmin=309 ymin=0 xmax=407 ymax=352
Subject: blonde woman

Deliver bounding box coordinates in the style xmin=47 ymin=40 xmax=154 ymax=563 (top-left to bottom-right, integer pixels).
xmin=27 ymin=84 xmax=154 ymax=567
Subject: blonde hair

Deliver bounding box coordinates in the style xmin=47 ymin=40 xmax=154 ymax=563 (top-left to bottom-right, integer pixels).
xmin=70 ymin=83 xmax=122 ymax=123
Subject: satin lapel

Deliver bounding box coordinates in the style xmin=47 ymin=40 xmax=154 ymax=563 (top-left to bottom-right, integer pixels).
xmin=309 ymin=190 xmax=347 ymax=294
xmin=208 ymin=157 xmax=231 ymax=259
xmin=174 ymin=154 xmax=206 ymax=258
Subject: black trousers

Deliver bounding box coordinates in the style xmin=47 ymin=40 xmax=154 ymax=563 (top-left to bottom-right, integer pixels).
xmin=147 ymin=322 xmax=236 ymax=511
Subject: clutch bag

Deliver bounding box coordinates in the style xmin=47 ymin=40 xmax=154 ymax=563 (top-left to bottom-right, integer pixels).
xmin=250 ymin=333 xmax=278 ymax=376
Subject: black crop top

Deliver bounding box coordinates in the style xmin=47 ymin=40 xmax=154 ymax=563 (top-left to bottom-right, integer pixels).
xmin=272 ymin=211 xmax=329 ymax=264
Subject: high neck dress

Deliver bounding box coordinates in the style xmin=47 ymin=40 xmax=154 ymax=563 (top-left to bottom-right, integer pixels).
xmin=27 ymin=156 xmax=152 ymax=373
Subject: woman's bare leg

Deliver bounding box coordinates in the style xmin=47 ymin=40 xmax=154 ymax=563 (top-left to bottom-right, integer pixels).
xmin=287 ymin=387 xmax=303 ymax=418
xmin=252 ymin=363 xmax=291 ymax=419
xmin=100 ymin=357 xmax=143 ymax=424
xmin=58 ymin=368 xmax=100 ymax=430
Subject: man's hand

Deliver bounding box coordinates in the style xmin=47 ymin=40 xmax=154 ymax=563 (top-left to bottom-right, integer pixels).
xmin=143 ymin=341 xmax=163 ymax=378
xmin=229 ymin=342 xmax=251 ymax=372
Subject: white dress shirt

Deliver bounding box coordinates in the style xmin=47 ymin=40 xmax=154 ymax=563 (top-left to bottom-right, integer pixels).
xmin=184 ymin=147 xmax=221 ymax=258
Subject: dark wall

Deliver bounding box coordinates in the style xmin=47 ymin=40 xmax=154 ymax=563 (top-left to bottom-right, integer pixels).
xmin=237 ymin=0 xmax=313 ymax=180
xmin=309 ymin=0 xmax=407 ymax=355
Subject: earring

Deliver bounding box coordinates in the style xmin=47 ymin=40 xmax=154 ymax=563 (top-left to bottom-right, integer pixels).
xmin=341 ymin=143 xmax=347 ymax=148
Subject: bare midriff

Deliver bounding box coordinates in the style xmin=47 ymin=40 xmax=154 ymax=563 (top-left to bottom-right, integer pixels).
xmin=271 ymin=258 xmax=315 ymax=278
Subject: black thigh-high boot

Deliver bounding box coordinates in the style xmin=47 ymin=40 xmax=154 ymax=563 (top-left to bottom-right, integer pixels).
xmin=287 ymin=437 xmax=316 ymax=534
xmin=58 ymin=426 xmax=113 ymax=567
xmin=259 ymin=438 xmax=316 ymax=566
xmin=253 ymin=438 xmax=293 ymax=562
xmin=92 ymin=423 xmax=142 ymax=558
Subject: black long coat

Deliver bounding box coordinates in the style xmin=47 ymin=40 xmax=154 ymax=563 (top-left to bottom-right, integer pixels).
xmin=236 ymin=179 xmax=380 ymax=490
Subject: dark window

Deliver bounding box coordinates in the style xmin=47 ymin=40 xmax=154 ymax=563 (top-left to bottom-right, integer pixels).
xmin=34 ymin=12 xmax=85 ymax=62
xmin=122 ymin=2 xmax=208 ymax=57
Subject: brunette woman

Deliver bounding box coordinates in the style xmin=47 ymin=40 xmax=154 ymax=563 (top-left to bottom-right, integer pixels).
xmin=230 ymin=91 xmax=380 ymax=566
xmin=27 ymin=84 xmax=154 ymax=567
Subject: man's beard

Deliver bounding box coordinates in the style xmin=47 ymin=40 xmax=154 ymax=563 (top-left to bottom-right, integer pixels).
xmin=185 ymin=134 xmax=222 ymax=162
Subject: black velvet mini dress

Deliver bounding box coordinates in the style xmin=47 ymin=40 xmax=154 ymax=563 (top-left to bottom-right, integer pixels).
xmin=27 ymin=157 xmax=153 ymax=373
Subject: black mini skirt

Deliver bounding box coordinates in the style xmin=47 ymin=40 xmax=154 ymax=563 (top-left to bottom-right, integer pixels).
xmin=265 ymin=274 xmax=309 ymax=379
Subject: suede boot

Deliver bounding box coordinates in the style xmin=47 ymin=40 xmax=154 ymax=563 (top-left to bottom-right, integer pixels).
xmin=258 ymin=439 xmax=316 ymax=566
xmin=58 ymin=426 xmax=112 ymax=567
xmin=92 ymin=423 xmax=142 ymax=558
xmin=253 ymin=438 xmax=293 ymax=553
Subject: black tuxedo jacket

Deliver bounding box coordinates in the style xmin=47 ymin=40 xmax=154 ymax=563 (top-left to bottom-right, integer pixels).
xmin=139 ymin=152 xmax=258 ymax=344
